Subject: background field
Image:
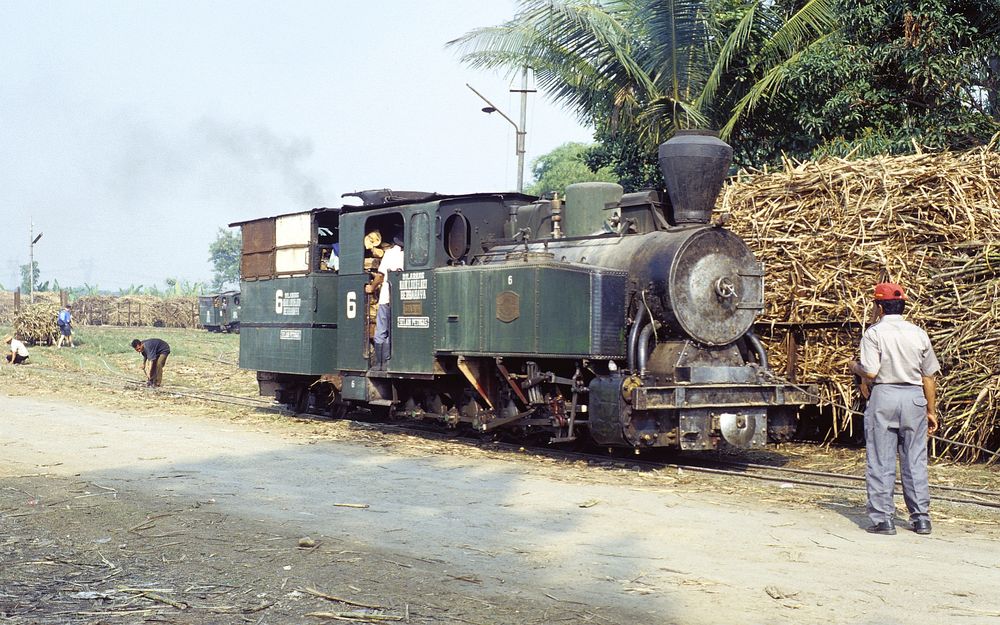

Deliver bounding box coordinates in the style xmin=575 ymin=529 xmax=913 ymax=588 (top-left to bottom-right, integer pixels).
xmin=0 ymin=325 xmax=258 ymax=420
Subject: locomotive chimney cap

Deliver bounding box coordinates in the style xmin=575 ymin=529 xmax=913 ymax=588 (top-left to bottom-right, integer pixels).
xmin=658 ymin=130 xmax=733 ymax=224
xmin=673 ymin=129 xmax=721 ymax=137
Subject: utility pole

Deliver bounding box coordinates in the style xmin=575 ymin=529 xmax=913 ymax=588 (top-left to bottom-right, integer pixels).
xmin=513 ymin=66 xmax=530 ymax=194
xmin=29 ymin=219 xmax=34 ymax=303
xmin=29 ymin=218 xmax=42 ymax=303
xmin=467 ymin=67 xmax=535 ymax=193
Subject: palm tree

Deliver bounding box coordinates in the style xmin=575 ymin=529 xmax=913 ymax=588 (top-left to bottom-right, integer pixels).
xmin=449 ymin=0 xmax=838 ymax=149
xmin=118 ymin=284 xmax=145 ymax=296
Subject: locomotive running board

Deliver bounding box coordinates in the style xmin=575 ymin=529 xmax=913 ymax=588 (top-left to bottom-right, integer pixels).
xmin=633 ymin=383 xmax=815 ymax=410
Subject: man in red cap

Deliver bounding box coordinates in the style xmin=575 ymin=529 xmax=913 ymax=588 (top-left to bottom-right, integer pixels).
xmin=850 ymin=282 xmax=939 ymax=535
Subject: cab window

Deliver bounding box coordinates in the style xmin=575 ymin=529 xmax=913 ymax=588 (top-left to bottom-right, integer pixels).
xmin=410 ymin=211 xmax=430 ymax=266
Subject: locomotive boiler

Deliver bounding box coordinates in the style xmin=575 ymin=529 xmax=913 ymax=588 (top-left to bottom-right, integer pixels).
xmin=231 ymin=131 xmax=815 ymax=451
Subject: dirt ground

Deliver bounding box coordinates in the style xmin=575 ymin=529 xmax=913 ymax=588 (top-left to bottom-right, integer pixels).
xmin=4 ymin=394 xmax=1000 ymax=625
xmin=2 ymin=333 xmax=1000 ymax=624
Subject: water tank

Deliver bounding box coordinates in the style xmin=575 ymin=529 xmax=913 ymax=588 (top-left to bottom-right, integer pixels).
xmin=564 ymin=182 xmax=623 ymax=236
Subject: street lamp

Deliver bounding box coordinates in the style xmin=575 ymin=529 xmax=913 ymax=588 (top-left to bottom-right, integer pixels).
xmin=466 ymin=70 xmax=534 ymax=193
xmin=29 ymin=219 xmax=42 ymax=303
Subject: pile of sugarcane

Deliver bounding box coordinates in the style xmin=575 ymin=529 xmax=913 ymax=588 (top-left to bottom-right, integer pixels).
xmin=11 ymin=301 xmax=61 ymax=346
xmin=0 ymin=291 xmax=13 ymax=324
xmin=72 ymin=295 xmax=199 ymax=328
xmin=721 ymin=139 xmax=1000 ymax=461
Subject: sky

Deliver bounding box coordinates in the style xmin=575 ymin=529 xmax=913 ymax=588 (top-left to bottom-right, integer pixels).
xmin=0 ymin=1 xmax=593 ymax=291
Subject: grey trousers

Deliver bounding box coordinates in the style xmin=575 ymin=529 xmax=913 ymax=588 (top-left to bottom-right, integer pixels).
xmin=374 ymin=303 xmax=391 ymax=350
xmin=865 ymin=384 xmax=930 ymax=524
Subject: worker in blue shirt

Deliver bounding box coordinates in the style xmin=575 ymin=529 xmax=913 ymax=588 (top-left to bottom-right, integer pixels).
xmin=57 ymin=305 xmax=74 ymax=348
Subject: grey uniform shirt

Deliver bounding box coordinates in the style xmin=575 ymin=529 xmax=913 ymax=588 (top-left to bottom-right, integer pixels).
xmin=859 ymin=315 xmax=940 ymax=385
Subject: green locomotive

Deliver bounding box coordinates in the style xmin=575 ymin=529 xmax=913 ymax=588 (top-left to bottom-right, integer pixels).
xmin=230 ymin=133 xmax=815 ymax=450
xmin=198 ymin=290 xmax=240 ymax=333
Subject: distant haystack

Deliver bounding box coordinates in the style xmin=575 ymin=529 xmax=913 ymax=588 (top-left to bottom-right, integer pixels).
xmin=73 ymin=295 xmax=199 ymax=328
xmin=12 ymin=301 xmax=61 ymax=345
xmin=1 ymin=290 xmax=61 ymax=326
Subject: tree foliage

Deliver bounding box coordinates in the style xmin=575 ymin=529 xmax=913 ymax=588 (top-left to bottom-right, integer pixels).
xmin=453 ymin=0 xmax=1000 ymax=180
xmin=117 ymin=284 xmax=145 ymax=296
xmin=451 ymin=0 xmax=838 ymax=184
xmin=164 ymin=278 xmax=207 ymax=296
xmin=19 ymin=261 xmax=42 ymax=293
xmin=782 ymin=0 xmax=1000 ymax=159
xmin=209 ymin=228 xmax=242 ymax=290
xmin=72 ymin=283 xmax=101 ymax=297
xmin=526 ymin=142 xmax=618 ymax=196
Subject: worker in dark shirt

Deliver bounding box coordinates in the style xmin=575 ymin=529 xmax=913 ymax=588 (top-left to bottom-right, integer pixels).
xmin=131 ymin=338 xmax=171 ymax=387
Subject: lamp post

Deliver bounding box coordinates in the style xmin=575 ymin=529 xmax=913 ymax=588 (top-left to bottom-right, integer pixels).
xmin=29 ymin=219 xmax=42 ymax=303
xmin=467 ymin=68 xmax=534 ymax=193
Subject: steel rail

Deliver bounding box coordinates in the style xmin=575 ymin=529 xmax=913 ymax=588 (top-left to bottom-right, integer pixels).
xmin=355 ymin=421 xmax=1000 ymax=510
xmin=711 ymin=458 xmax=1000 ymax=498
xmin=4 ymin=363 xmax=281 ymax=411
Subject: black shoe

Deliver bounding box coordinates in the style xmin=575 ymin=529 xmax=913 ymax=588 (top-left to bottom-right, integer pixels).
xmin=912 ymin=519 xmax=932 ymax=535
xmin=866 ymin=521 xmax=896 ymax=535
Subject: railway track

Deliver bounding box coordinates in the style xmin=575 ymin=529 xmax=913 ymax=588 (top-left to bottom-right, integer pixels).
xmin=8 ymin=362 xmax=1000 ymax=511
xmin=361 ymin=420 xmax=1000 ymax=510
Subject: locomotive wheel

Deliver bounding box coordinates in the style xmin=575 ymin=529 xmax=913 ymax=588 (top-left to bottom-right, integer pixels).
xmin=293 ymin=387 xmax=310 ymax=414
xmin=369 ymin=403 xmax=397 ymax=421
xmin=329 ymin=402 xmax=350 ymax=419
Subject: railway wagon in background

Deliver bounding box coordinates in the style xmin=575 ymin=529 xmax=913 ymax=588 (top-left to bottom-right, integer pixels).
xmin=198 ymin=291 xmax=241 ymax=333
xmin=230 ymin=132 xmax=815 ymax=451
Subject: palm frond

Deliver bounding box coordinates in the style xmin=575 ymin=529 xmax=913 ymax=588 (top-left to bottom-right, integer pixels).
xmin=696 ymin=2 xmax=760 ymax=112
xmin=639 ymin=0 xmax=715 ymax=112
xmin=448 ymin=0 xmax=658 ymax=124
xmin=452 ymin=0 xmax=840 ymax=150
xmin=757 ymin=0 xmax=839 ymax=65
xmin=719 ymin=32 xmax=836 ymax=139
xmin=641 ymin=95 xmax=711 ymax=142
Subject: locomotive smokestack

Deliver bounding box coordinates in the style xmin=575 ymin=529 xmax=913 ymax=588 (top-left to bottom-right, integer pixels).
xmin=658 ymin=130 xmax=733 ymax=224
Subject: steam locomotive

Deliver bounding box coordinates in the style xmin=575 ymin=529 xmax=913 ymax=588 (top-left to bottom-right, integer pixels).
xmin=198 ymin=290 xmax=241 ymax=333
xmin=230 ymin=131 xmax=815 ymax=450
